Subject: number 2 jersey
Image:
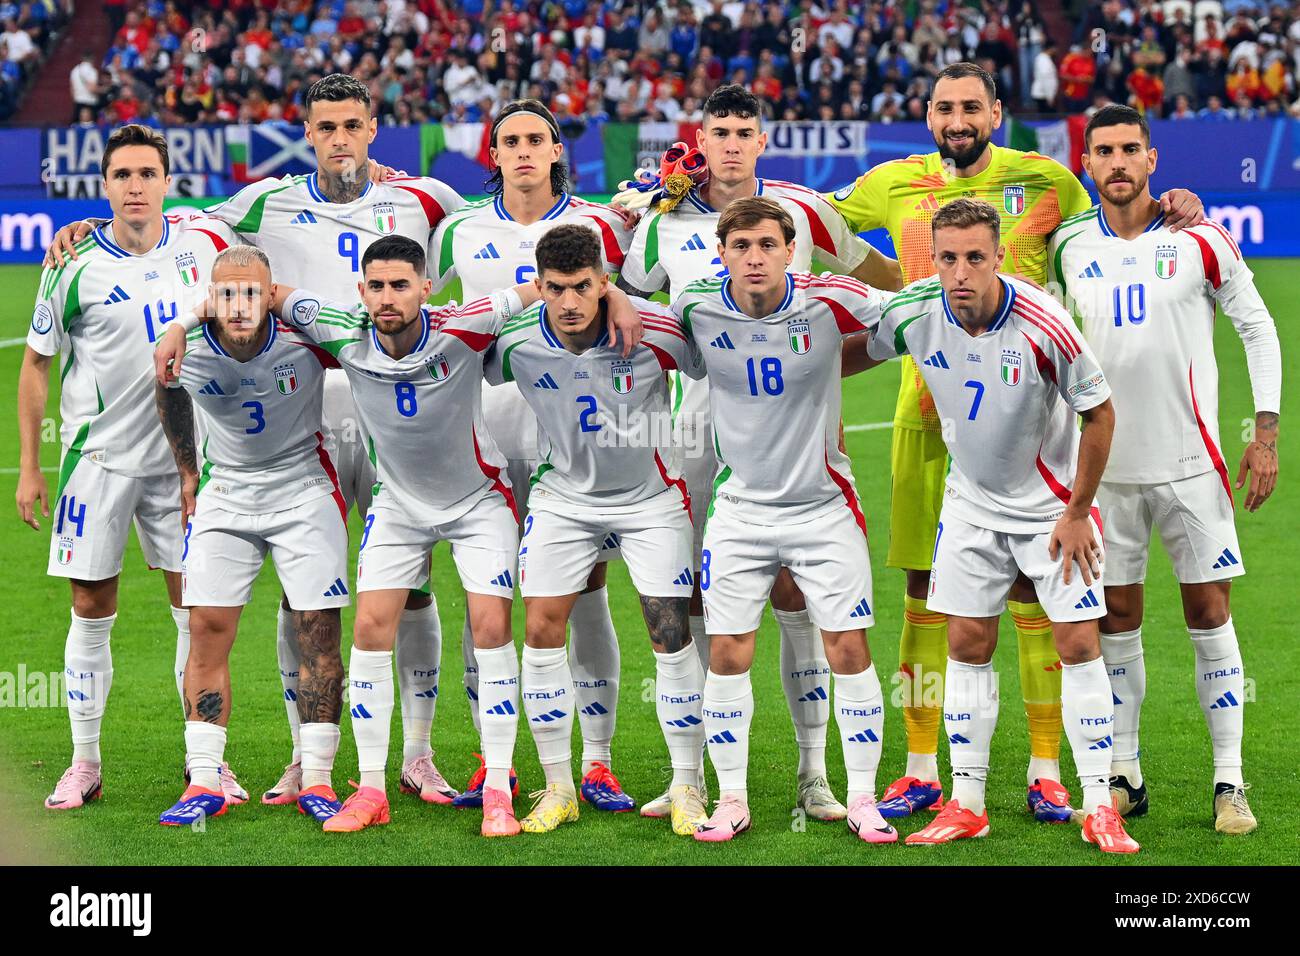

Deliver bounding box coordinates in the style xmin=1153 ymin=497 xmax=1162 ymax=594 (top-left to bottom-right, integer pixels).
xmin=869 ymin=274 xmax=1111 ymax=533
xmin=280 ymin=289 xmax=521 ymax=524
xmin=484 ymin=298 xmax=702 ymax=513
xmin=1050 ymin=206 xmax=1282 ymax=487
xmin=671 ymin=273 xmax=883 ymax=524
xmin=28 ymin=214 xmax=234 ymax=480
xmin=173 ymin=320 xmax=341 ymax=515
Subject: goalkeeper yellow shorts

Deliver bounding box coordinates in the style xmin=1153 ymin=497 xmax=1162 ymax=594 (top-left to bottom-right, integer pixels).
xmin=886 ymin=425 xmax=948 ymax=572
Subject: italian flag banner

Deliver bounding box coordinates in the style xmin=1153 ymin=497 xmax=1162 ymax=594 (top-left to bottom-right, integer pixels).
xmin=603 ymin=121 xmax=704 ymax=188
xmin=1006 ymin=116 xmax=1088 ymax=174
xmin=420 ymin=122 xmax=489 ymax=175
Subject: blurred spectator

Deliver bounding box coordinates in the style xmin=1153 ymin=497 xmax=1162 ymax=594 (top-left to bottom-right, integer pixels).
xmin=1198 ymin=93 xmax=1234 ymax=119
xmin=1127 ymin=64 xmax=1164 ymax=115
xmin=1169 ymin=92 xmax=1196 ymax=119
xmin=70 ymin=51 xmax=99 ymax=122
xmin=1060 ymin=44 xmax=1097 ymax=112
xmin=1031 ymin=41 xmax=1059 ymax=112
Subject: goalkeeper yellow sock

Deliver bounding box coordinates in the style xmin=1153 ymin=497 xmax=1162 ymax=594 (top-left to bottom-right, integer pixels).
xmin=1010 ymin=599 xmax=1063 ymax=783
xmin=900 ymin=594 xmax=947 ymax=777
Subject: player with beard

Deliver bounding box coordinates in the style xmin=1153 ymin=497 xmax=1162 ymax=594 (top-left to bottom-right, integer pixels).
xmin=827 ymin=62 xmax=1207 ymax=823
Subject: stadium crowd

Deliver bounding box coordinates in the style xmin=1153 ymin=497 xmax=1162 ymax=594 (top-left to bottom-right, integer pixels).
xmin=53 ymin=0 xmax=1300 ymax=129
xmin=0 ymin=1 xmax=70 ymax=119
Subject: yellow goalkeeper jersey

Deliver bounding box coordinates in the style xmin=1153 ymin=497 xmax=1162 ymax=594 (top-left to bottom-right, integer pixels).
xmin=826 ymin=143 xmax=1091 ymax=431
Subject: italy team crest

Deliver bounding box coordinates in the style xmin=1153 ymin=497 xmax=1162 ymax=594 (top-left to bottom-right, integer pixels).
xmin=175 ymin=253 xmax=199 ymax=287
xmin=788 ymin=321 xmax=812 ymax=354
xmin=1155 ymin=245 xmax=1178 ymax=279
xmin=1000 ymin=349 xmax=1022 ymax=386
xmin=426 ymin=352 xmax=450 ymax=381
xmin=274 ymin=363 xmax=298 ymax=394
xmin=57 ymin=536 xmax=74 ymax=565
xmin=611 ymin=362 xmax=633 ymax=394
xmin=1003 ymin=185 xmax=1026 ymax=216
xmin=373 ymin=203 xmax=397 ymax=234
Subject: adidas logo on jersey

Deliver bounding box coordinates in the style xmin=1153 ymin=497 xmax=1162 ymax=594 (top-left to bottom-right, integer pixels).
xmin=533 ymin=373 xmax=559 ymax=390
xmin=680 ymin=233 xmax=707 ymax=251
xmin=847 ymin=728 xmax=879 ymax=743
xmin=198 ymin=380 xmax=227 ymax=396
xmin=708 ymin=730 xmax=737 ymax=744
xmin=102 ymin=285 xmax=130 ymax=305
xmin=323 ymin=578 xmax=348 ymax=598
xmin=490 ymin=569 xmax=514 ymax=589
xmin=848 ymin=598 xmax=872 ymax=619
xmin=673 ymin=568 xmax=694 ymax=587
xmin=798 ymin=686 xmax=828 ymax=702
xmin=1210 ymin=691 xmax=1241 ymax=710
xmin=580 ymin=702 xmax=609 ymax=717
xmin=709 ymin=331 xmax=736 ymax=350
xmin=530 ymin=709 xmax=567 ymax=723
xmin=923 ymin=351 xmax=950 ymax=370
xmin=473 ymin=243 xmax=501 ymax=260
xmin=1075 ymin=589 xmax=1100 ymax=610
xmin=1211 ymin=548 xmax=1240 ymax=570
xmin=1078 ymin=260 xmax=1104 ymax=278
xmin=291 ymin=210 xmax=318 ymax=225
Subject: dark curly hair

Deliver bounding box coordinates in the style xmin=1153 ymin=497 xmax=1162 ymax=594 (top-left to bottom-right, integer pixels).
xmin=535 ymin=223 xmax=603 ymax=276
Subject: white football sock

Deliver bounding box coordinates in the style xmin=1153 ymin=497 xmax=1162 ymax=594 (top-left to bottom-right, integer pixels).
xmin=1190 ymin=618 xmax=1245 ymax=788
xmin=461 ymin=614 xmax=481 ymax=735
xmin=523 ymin=644 xmax=575 ymax=790
xmin=1061 ymin=656 xmax=1116 ymax=815
xmin=184 ymin=721 xmax=225 ymax=791
xmin=347 ymin=648 xmax=394 ymax=792
xmin=475 ymin=642 xmax=520 ymax=792
xmin=171 ymin=606 xmax=189 ymax=718
xmin=275 ymin=603 xmax=302 ymax=764
xmin=905 ymin=752 xmax=940 ymax=782
xmin=1027 ymin=756 xmax=1061 ymax=786
xmin=395 ymin=601 xmax=441 ymax=763
xmin=66 ymin=612 xmax=115 ymax=764
xmin=703 ymin=669 xmax=752 ymax=803
xmin=568 ymin=586 xmax=619 ymax=771
xmin=833 ymin=663 xmax=884 ymax=803
xmin=775 ymin=607 xmax=830 ymax=779
xmin=654 ymin=644 xmax=705 ymax=788
xmin=300 ymin=722 xmax=340 ymax=789
xmin=1101 ymin=627 xmax=1145 ymax=785
xmin=944 ymin=658 xmax=998 ymax=815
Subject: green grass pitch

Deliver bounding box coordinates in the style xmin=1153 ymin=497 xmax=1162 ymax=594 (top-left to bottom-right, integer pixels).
xmin=0 ymin=260 xmax=1296 ymax=866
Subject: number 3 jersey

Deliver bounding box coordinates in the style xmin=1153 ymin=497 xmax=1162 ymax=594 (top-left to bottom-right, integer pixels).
xmin=484 ymin=298 xmax=702 ymax=513
xmin=869 ymin=274 xmax=1112 ymax=533
xmin=1050 ymin=207 xmax=1282 ymax=486
xmin=28 ymin=214 xmax=235 ymax=478
xmin=172 ymin=320 xmax=340 ymax=514
xmin=672 ymin=273 xmax=883 ymax=524
xmin=281 ymin=289 xmax=521 ymax=524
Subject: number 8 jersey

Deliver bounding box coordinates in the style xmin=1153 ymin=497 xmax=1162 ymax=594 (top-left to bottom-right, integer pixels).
xmin=673 ymin=273 xmax=884 ymax=524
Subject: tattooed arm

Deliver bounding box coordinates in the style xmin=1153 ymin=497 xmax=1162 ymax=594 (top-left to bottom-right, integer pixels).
xmin=640 ymin=595 xmax=693 ymax=653
xmin=156 ymin=381 xmax=200 ymax=528
xmin=292 ymin=608 xmax=344 ymax=724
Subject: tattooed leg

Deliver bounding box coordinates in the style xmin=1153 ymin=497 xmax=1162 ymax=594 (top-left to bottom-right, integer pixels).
xmin=183 ymin=605 xmax=241 ymax=726
xmin=640 ymin=595 xmax=693 ymax=654
xmin=292 ymin=607 xmax=344 ymax=724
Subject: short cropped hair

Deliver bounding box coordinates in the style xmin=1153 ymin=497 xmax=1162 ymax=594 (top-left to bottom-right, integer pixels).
xmin=930 ymin=197 xmax=1001 ymax=246
xmin=361 ymin=235 xmax=426 ymax=276
xmin=304 ymin=73 xmax=371 ymax=114
xmin=536 ymin=223 xmax=603 ymax=276
xmin=934 ymin=62 xmax=998 ymax=104
xmin=212 ymin=245 xmax=272 ymax=277
xmin=102 ymin=124 xmax=169 ymax=178
xmin=1085 ymin=103 xmax=1151 ymax=148
xmin=715 ymin=196 xmax=796 ymax=245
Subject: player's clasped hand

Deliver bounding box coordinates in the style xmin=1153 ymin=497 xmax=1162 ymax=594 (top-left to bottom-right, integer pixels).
xmin=44 ymin=219 xmax=95 ymax=269
xmin=1236 ymin=441 xmax=1278 ymax=512
xmin=1049 ymin=512 xmax=1102 ymax=586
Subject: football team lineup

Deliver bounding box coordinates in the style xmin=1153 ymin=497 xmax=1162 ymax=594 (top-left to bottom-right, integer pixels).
xmin=5 ymin=65 xmax=1291 ymax=865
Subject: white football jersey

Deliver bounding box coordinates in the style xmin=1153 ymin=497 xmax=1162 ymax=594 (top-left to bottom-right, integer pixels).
xmin=29 ymin=214 xmax=235 ymax=479
xmin=484 ymin=298 xmax=702 ymax=512
xmin=621 ymin=179 xmax=871 ymax=298
xmin=429 ymin=192 xmax=633 ymax=298
xmin=1051 ymin=206 xmax=1282 ymax=486
xmin=673 ymin=273 xmax=881 ymax=524
xmin=174 ymin=319 xmax=340 ymax=514
xmin=281 ymin=289 xmax=519 ymax=524
xmin=869 ymin=274 xmax=1112 ymax=533
xmin=204 ymin=172 xmax=464 ymax=297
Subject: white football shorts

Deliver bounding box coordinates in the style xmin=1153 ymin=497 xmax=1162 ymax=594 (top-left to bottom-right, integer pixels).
xmin=519 ymin=490 xmax=694 ymax=598
xmin=181 ymin=492 xmax=350 ymax=610
xmin=672 ymin=372 xmax=716 ymax=562
xmin=700 ymin=501 xmax=874 ymax=635
xmin=48 ymin=457 xmax=182 ymax=579
xmin=1097 ymin=471 xmax=1244 ymax=586
xmin=927 ymin=510 xmax=1106 ymax=622
xmin=357 ymin=489 xmax=518 ymax=598
xmin=322 ymin=369 xmax=375 ymax=519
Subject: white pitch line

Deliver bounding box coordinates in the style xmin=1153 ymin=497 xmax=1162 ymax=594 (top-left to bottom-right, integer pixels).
xmin=0 ymin=337 xmax=30 ymax=348
xmin=844 ymin=421 xmax=892 ymax=433
xmin=0 ymin=467 xmax=57 ymax=474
